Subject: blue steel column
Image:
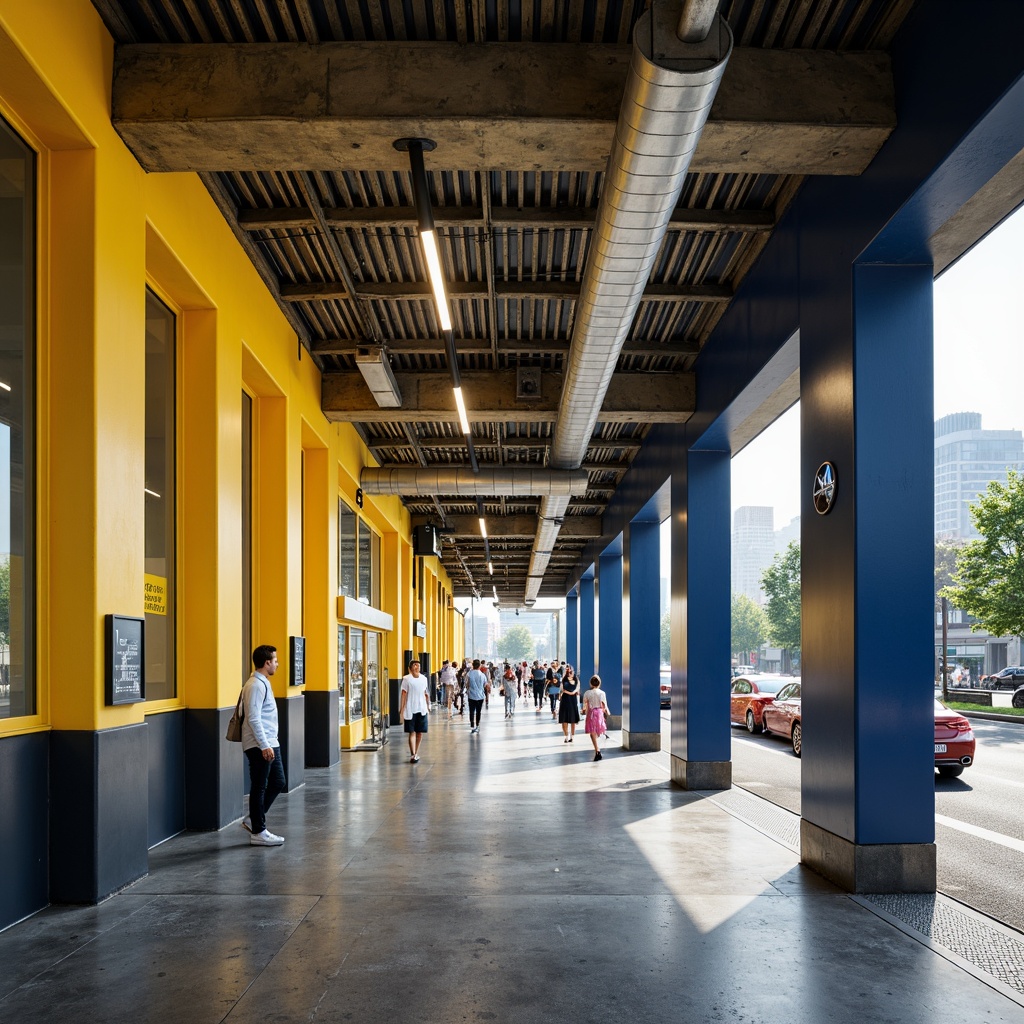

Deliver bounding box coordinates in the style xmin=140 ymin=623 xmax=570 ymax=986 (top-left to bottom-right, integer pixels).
xmin=670 ymin=449 xmax=731 ymax=789
xmin=578 ymin=575 xmax=595 ymax=685
xmin=597 ymin=547 xmax=623 ymax=727
xmin=623 ymin=520 xmax=661 ymax=750
xmin=565 ymin=586 xmax=578 ymax=668
xmin=800 ymin=262 xmax=935 ymax=892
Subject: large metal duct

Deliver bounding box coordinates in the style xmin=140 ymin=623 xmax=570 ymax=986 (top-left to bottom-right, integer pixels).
xmin=360 ymin=467 xmax=590 ymax=497
xmin=526 ymin=0 xmax=732 ymax=603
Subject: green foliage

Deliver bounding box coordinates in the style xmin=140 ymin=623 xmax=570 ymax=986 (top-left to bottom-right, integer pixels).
xmin=731 ymin=593 xmax=766 ymax=659
xmin=935 ymin=540 xmax=961 ymax=611
xmin=661 ymin=611 xmax=671 ymax=664
xmin=942 ymin=470 xmax=1024 ymax=638
xmin=760 ymin=542 xmax=801 ymax=653
xmin=496 ymin=624 xmax=535 ymax=663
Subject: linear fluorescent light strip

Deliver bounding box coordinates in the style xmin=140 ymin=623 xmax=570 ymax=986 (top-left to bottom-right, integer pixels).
xmin=478 ymin=517 xmax=487 ymax=538
xmin=452 ymin=386 xmax=471 ymax=434
xmin=493 ymin=586 xmax=498 ymax=602
xmin=488 ymin=561 xmax=493 ymax=575
xmin=420 ymin=229 xmax=452 ymax=332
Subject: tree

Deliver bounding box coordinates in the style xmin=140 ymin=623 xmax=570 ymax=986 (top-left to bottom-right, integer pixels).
xmin=661 ymin=611 xmax=671 ymax=664
xmin=496 ymin=624 xmax=536 ymax=663
xmin=935 ymin=540 xmax=961 ymax=610
xmin=732 ymin=594 xmax=766 ymax=660
xmin=761 ymin=542 xmax=801 ymax=653
xmin=942 ymin=470 xmax=1024 ymax=638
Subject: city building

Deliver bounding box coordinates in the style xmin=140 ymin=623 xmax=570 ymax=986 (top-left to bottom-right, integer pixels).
xmin=731 ymin=506 xmax=775 ymax=604
xmin=935 ymin=412 xmax=1024 ymax=540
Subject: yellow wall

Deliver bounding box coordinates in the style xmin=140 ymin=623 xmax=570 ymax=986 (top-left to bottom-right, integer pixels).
xmin=0 ymin=0 xmax=459 ymax=740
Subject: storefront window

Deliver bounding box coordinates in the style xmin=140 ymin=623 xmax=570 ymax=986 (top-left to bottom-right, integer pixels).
xmin=144 ymin=290 xmax=176 ymax=700
xmin=349 ymin=629 xmax=363 ymax=719
xmin=339 ymin=498 xmax=355 ymax=597
xmin=366 ymin=631 xmax=379 ymax=717
xmin=337 ymin=624 xmax=346 ymax=721
xmin=358 ymin=519 xmax=371 ymax=602
xmin=0 ymin=117 xmax=35 ymax=719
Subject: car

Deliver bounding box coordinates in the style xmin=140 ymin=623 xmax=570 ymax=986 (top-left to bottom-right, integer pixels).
xmin=984 ymin=666 xmax=1024 ymax=690
xmin=734 ymin=664 xmax=756 ymax=676
xmin=761 ymin=681 xmax=802 ymax=756
xmin=1013 ymin=685 xmax=1024 ymax=710
xmin=730 ymin=675 xmax=791 ymax=733
xmin=660 ymin=667 xmax=671 ymax=708
xmin=934 ymin=699 xmax=975 ymax=777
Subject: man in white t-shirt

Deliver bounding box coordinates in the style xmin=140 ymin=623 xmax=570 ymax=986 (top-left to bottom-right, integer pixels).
xmin=399 ymin=660 xmax=430 ymax=763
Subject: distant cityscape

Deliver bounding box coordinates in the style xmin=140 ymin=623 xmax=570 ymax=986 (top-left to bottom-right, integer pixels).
xmin=729 ymin=412 xmax=1024 ymax=678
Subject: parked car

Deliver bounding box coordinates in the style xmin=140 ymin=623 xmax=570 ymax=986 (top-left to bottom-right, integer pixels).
xmin=934 ymin=699 xmax=976 ymax=777
xmin=983 ymin=666 xmax=1024 ymax=690
xmin=733 ymin=664 xmax=756 ymax=676
xmin=1013 ymin=685 xmax=1024 ymax=709
xmin=660 ymin=667 xmax=671 ymax=708
xmin=761 ymin=682 xmax=802 ymax=756
xmin=730 ymin=675 xmax=790 ymax=733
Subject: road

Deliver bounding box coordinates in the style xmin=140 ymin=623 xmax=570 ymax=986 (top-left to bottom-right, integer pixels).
xmin=661 ymin=710 xmax=1024 ymax=933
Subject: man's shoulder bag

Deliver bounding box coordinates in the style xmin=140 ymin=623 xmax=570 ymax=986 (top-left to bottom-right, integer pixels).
xmin=225 ymin=688 xmax=245 ymax=742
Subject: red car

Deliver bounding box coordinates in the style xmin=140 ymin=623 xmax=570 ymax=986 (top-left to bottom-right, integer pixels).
xmin=934 ymin=699 xmax=975 ymax=778
xmin=761 ymin=681 xmax=802 ymax=756
xmin=730 ymin=675 xmax=791 ymax=734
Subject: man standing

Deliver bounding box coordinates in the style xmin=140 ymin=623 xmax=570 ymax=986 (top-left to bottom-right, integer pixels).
xmin=466 ymin=659 xmax=489 ymax=734
xmin=242 ymin=644 xmax=286 ymax=847
xmin=399 ymin=660 xmax=430 ymax=762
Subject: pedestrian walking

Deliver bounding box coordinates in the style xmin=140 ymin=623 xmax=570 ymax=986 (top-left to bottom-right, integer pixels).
xmin=241 ymin=644 xmax=287 ymax=846
xmin=399 ymin=660 xmax=430 ymax=763
xmin=466 ymin=659 xmax=489 ymax=733
xmin=503 ymin=663 xmax=517 ymax=718
xmin=558 ymin=664 xmax=581 ymax=742
xmin=440 ymin=658 xmax=458 ymax=718
xmin=532 ymin=660 xmax=546 ymax=711
xmin=546 ymin=662 xmax=562 ymax=718
xmin=582 ymin=674 xmax=610 ymax=761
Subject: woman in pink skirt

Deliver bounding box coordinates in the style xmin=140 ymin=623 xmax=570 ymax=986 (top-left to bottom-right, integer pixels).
xmin=582 ymin=674 xmax=609 ymax=761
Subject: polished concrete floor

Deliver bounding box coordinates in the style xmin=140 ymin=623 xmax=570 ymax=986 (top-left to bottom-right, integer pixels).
xmin=2 ymin=699 xmax=1023 ymax=1023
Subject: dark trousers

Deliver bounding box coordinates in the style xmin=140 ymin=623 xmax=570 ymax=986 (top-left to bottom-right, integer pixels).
xmin=533 ymin=683 xmax=545 ymax=707
xmin=245 ymin=745 xmax=286 ymax=834
xmin=468 ymin=698 xmax=484 ymax=727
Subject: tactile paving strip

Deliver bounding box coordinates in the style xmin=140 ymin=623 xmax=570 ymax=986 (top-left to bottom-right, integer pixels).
xmin=861 ymin=893 xmax=1024 ymax=1000
xmin=708 ymin=786 xmax=801 ymax=851
xmin=710 ymin=787 xmax=1024 ymax=1003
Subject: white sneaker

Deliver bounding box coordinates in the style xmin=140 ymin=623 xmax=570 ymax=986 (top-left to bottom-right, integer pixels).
xmin=250 ymin=829 xmax=284 ymax=846
xmin=241 ymin=816 xmax=252 ymax=833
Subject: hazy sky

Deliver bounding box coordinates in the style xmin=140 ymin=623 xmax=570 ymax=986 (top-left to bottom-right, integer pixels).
xmin=729 ymin=203 xmax=1024 ymax=531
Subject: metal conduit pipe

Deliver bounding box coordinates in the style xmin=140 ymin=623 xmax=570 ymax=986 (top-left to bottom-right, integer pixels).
xmin=360 ymin=467 xmax=590 ymax=497
xmin=525 ymin=1 xmax=732 ymax=603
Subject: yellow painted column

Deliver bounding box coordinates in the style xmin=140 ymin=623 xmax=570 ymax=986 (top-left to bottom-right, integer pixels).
xmin=302 ymin=439 xmax=339 ymax=766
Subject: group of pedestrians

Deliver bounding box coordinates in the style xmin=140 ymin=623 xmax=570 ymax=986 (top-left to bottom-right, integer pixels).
xmin=426 ymin=654 xmax=612 ymax=762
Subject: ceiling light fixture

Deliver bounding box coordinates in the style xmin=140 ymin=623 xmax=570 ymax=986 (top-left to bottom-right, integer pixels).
xmin=478 ymin=517 xmax=487 ymax=539
xmin=395 ymin=136 xmax=478 ymax=472
xmin=0 ymin=381 xmax=11 ymax=392
xmin=488 ymin=561 xmax=494 ymax=575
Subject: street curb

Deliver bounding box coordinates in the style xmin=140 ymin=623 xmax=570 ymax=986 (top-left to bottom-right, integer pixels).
xmin=960 ymin=710 xmax=1024 ymax=724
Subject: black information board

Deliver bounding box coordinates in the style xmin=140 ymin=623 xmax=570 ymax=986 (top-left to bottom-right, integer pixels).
xmin=290 ymin=635 xmax=305 ymax=687
xmin=105 ymin=614 xmax=145 ymax=705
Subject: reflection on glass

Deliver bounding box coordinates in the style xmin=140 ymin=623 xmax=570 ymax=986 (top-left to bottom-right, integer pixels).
xmin=337 ymin=625 xmax=346 ymax=722
xmin=0 ymin=117 xmax=34 ymax=719
xmin=350 ymin=629 xmax=363 ymax=719
xmin=339 ymin=499 xmax=355 ymax=597
xmin=358 ymin=519 xmax=371 ymax=603
xmin=144 ymin=290 xmax=176 ymax=700
xmin=371 ymin=530 xmax=381 ymax=608
xmin=367 ymin=631 xmax=379 ymax=715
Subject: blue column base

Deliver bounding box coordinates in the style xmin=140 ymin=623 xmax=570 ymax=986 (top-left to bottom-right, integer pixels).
xmin=670 ymin=756 xmax=731 ymax=790
xmin=621 ymin=729 xmax=660 ymax=752
xmin=801 ymin=819 xmax=936 ymax=894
